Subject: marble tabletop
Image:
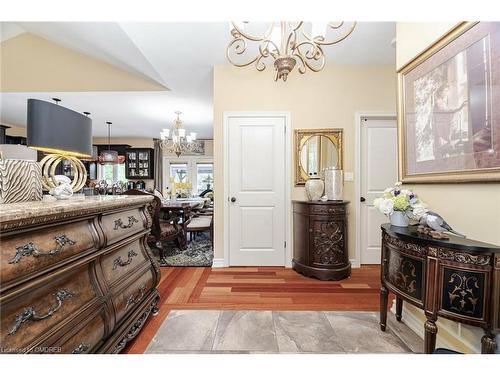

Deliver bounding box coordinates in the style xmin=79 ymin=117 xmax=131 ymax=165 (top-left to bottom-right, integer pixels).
xmin=0 ymin=195 xmax=153 ymax=224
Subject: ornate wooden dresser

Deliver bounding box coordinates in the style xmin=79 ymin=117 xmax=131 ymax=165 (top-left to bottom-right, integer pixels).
xmin=0 ymin=195 xmax=160 ymax=354
xmin=380 ymin=224 xmax=500 ymax=354
xmin=292 ymin=200 xmax=351 ymax=280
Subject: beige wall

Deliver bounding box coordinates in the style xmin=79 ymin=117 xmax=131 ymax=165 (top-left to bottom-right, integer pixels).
xmin=396 ymin=22 xmax=458 ymax=70
xmin=92 ymin=137 xmax=154 ymax=149
xmin=0 ymin=33 xmax=167 ymax=92
xmin=396 ymin=22 xmax=500 ymax=354
xmin=213 ymin=64 xmax=397 ymax=260
xmin=3 ymin=123 xmax=26 ymax=137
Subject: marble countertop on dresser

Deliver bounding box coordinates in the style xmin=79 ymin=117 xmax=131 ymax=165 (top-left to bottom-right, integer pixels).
xmin=0 ymin=195 xmax=153 ymax=230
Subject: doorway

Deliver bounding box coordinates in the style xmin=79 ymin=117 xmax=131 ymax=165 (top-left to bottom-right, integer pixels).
xmin=224 ymin=112 xmax=291 ymax=266
xmin=358 ymin=114 xmax=398 ymax=264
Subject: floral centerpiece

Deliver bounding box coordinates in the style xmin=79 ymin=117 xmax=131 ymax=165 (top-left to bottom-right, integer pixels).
xmin=373 ymin=182 xmax=427 ymax=227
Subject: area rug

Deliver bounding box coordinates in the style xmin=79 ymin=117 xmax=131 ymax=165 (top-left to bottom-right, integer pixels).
xmin=150 ymin=233 xmax=213 ymax=267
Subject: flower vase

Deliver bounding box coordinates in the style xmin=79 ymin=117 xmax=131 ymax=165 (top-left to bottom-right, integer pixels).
xmin=390 ymin=211 xmax=409 ymax=227
xmin=305 ymin=178 xmax=324 ymax=201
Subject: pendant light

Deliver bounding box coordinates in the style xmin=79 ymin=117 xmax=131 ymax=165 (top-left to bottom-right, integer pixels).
xmin=99 ymin=121 xmax=118 ymax=164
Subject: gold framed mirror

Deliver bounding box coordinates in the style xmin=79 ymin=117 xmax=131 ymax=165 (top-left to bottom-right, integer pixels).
xmin=295 ymin=128 xmax=343 ymax=186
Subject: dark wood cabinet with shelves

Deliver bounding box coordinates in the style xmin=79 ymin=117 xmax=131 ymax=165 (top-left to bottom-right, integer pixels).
xmin=380 ymin=224 xmax=500 ymax=354
xmin=292 ymin=200 xmax=351 ymax=281
xmin=126 ymin=148 xmax=154 ymax=179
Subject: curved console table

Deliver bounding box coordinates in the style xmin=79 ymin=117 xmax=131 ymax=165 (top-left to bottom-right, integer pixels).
xmin=380 ymin=223 xmax=500 ymax=354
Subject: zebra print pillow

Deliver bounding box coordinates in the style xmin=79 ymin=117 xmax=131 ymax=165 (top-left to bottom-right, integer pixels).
xmin=0 ymin=159 xmax=42 ymax=204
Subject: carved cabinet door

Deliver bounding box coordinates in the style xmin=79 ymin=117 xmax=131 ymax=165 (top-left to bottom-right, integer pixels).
xmin=309 ymin=218 xmax=347 ymax=268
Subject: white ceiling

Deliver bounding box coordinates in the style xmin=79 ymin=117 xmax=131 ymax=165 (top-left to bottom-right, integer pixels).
xmin=0 ymin=22 xmax=395 ymax=138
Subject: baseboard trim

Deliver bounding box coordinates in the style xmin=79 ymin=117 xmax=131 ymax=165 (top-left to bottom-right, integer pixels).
xmin=211 ymin=258 xmax=225 ymax=268
xmin=390 ymin=302 xmax=481 ymax=353
xmin=213 ymin=258 xmax=362 ymax=269
xmin=350 ymin=259 xmax=361 ymax=268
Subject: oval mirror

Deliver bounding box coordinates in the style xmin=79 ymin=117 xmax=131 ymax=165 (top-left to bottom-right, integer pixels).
xmin=299 ymin=135 xmax=338 ymax=178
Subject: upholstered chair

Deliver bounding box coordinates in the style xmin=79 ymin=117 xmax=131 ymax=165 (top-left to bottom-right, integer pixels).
xmin=122 ymin=189 xmax=184 ymax=259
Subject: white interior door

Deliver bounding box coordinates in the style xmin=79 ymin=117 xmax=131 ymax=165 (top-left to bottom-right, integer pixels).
xmin=227 ymin=115 xmax=286 ymax=266
xmin=360 ymin=116 xmax=397 ymax=264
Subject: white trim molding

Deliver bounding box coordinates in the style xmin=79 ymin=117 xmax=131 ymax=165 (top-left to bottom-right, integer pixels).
xmin=211 ymin=258 xmax=225 ymax=268
xmin=349 ymin=259 xmax=360 ymax=269
xmin=223 ymin=111 xmax=292 ymax=268
xmin=390 ymin=299 xmax=487 ymax=353
xmin=354 ymin=111 xmax=396 ymax=267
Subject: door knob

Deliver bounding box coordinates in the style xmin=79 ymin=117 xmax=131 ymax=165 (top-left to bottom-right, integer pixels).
xmin=230 ymin=197 xmax=236 ymax=203
xmin=360 ymin=197 xmax=366 ymax=202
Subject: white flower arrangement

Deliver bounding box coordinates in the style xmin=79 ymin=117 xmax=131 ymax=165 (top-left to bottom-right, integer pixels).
xmin=373 ymin=182 xmax=428 ymax=220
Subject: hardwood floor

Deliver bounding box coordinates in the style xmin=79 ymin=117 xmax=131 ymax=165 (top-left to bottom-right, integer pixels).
xmin=124 ymin=265 xmax=384 ymax=354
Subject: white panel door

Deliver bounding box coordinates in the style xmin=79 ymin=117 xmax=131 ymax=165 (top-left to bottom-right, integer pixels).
xmin=360 ymin=117 xmax=397 ymax=264
xmin=228 ymin=115 xmax=286 ymax=266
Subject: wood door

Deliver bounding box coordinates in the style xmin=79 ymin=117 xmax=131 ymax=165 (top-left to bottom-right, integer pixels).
xmin=228 ymin=115 xmax=286 ymax=266
xmin=360 ymin=116 xmax=397 ymax=264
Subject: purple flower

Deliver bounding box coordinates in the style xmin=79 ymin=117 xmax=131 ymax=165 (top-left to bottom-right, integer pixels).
xmin=394 ymin=190 xmax=400 ymax=196
xmin=409 ymin=194 xmax=414 ymax=199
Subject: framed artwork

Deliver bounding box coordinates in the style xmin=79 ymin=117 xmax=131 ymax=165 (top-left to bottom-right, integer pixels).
xmin=398 ymin=22 xmax=500 ymax=183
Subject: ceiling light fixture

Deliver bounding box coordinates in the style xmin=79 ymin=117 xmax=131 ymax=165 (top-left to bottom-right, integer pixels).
xmin=159 ymin=111 xmax=198 ymax=157
xmin=227 ymin=21 xmax=356 ymax=82
xmin=99 ymin=121 xmax=123 ymax=164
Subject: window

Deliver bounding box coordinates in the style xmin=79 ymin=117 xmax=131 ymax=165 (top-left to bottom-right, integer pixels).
xmin=196 ymin=163 xmax=213 ymax=194
xmin=164 ymin=159 xmax=213 ymax=196
xmin=170 ymin=163 xmax=188 ymax=183
xmin=97 ymin=164 xmax=127 ymax=183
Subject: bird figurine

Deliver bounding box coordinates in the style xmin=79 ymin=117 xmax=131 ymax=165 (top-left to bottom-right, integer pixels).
xmin=419 ymin=211 xmax=466 ymax=238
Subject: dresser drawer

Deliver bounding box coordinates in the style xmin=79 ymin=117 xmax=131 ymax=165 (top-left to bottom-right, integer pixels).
xmin=100 ymin=239 xmax=149 ymax=287
xmin=1 ymin=220 xmax=97 ymax=288
xmin=309 ymin=205 xmax=346 ymax=215
xmin=101 ymin=208 xmax=146 ymax=246
xmin=112 ymin=268 xmax=154 ymax=324
xmin=0 ymin=265 xmax=99 ymax=353
xmin=55 ymin=308 xmax=106 ymax=354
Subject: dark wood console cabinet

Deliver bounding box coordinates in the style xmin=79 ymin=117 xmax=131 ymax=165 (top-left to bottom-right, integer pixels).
xmin=292 ymin=200 xmax=351 ymax=281
xmin=380 ymin=224 xmax=500 ymax=354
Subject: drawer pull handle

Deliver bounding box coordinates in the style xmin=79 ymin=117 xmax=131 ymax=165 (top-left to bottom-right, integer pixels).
xmin=72 ymin=342 xmax=90 ymax=354
xmin=125 ymin=285 xmax=145 ymax=310
xmin=113 ymin=250 xmax=138 ymax=270
xmin=114 ymin=216 xmax=139 ymax=230
xmin=9 ymin=235 xmax=76 ymax=264
xmin=8 ymin=289 xmax=74 ymax=336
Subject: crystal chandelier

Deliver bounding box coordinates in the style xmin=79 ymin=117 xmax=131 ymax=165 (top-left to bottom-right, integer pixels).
xmin=159 ymin=111 xmax=198 ymax=157
xmin=227 ymin=22 xmax=356 ymax=82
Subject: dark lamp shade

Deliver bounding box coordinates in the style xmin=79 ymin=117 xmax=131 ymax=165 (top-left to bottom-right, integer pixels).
xmin=27 ymin=99 xmax=92 ymax=158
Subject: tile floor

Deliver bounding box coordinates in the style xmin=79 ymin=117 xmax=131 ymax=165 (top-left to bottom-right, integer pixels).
xmin=145 ymin=310 xmax=423 ymax=354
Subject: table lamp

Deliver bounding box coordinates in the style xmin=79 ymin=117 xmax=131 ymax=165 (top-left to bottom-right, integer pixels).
xmin=27 ymin=98 xmax=92 ymax=192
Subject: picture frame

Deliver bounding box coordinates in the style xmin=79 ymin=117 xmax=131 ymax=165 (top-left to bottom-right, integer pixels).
xmin=397 ymin=22 xmax=500 ymax=183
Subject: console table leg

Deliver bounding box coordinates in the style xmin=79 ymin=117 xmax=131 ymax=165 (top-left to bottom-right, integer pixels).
xmin=380 ymin=285 xmax=389 ymax=332
xmin=424 ymin=319 xmax=438 ymax=354
xmin=395 ymin=296 xmax=403 ymax=322
xmin=481 ymin=332 xmax=497 ymax=354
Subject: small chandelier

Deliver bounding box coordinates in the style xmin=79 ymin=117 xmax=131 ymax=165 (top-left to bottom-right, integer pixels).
xmin=227 ymin=22 xmax=356 ymax=82
xmin=159 ymin=111 xmax=197 ymax=157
